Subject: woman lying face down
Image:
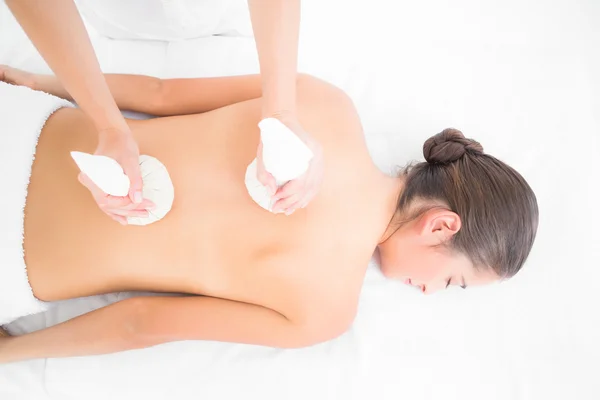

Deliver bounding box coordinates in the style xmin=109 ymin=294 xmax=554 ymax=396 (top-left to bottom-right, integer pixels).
xmin=0 ymin=66 xmax=538 ymax=360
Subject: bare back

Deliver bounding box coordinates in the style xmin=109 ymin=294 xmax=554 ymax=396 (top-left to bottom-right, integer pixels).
xmin=24 ymin=80 xmax=390 ymax=317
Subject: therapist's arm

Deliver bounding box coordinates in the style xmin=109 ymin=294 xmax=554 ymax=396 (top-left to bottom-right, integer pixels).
xmin=248 ymin=0 xmax=301 ymax=118
xmin=6 ymin=0 xmax=127 ymax=134
xmin=248 ymin=0 xmax=324 ymax=214
xmin=6 ymin=0 xmax=146 ymax=213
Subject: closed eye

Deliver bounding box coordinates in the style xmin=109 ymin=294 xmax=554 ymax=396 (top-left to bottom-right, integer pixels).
xmin=446 ymin=277 xmax=467 ymax=289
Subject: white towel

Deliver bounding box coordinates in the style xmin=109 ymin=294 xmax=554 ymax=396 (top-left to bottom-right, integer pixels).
xmin=0 ymin=81 xmax=73 ymax=325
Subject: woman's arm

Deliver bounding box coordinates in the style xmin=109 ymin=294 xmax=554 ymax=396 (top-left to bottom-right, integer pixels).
xmin=0 ymin=295 xmax=352 ymax=363
xmin=33 ymin=73 xmax=266 ymax=116
xmin=3 ymin=65 xmax=307 ymax=117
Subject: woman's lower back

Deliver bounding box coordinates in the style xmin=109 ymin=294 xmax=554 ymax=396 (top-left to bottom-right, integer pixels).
xmin=24 ymin=88 xmax=381 ymax=305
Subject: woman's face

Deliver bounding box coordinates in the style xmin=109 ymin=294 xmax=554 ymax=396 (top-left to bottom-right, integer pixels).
xmin=377 ymin=209 xmax=500 ymax=294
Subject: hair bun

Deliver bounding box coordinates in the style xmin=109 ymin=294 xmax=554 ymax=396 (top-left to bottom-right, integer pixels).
xmin=423 ymin=128 xmax=484 ymax=164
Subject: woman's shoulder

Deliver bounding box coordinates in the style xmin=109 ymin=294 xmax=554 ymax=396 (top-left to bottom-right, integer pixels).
xmin=295 ymin=75 xmax=370 ymax=167
xmin=296 ymin=74 xmax=362 ymax=136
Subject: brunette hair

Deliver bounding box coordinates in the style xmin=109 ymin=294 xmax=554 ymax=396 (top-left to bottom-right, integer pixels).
xmin=396 ymin=128 xmax=538 ymax=278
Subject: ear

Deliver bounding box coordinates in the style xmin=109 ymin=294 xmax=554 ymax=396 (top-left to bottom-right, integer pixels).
xmin=417 ymin=209 xmax=461 ymax=244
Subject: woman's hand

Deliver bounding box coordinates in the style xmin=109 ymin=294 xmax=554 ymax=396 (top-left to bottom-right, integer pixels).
xmin=79 ymin=128 xmax=154 ymax=225
xmin=257 ymin=114 xmax=324 ymax=215
xmin=0 ymin=65 xmax=36 ymax=89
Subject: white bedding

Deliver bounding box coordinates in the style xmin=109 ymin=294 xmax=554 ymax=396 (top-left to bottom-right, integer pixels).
xmin=1 ymin=1 xmax=599 ymax=399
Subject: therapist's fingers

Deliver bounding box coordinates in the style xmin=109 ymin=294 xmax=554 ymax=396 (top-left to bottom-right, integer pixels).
xmin=281 ymin=190 xmax=315 ymax=215
xmin=102 ymin=196 xmax=155 ymax=211
xmin=293 ymin=191 xmax=316 ymax=211
xmin=120 ymin=156 xmax=144 ymax=205
xmin=273 ymin=177 xmax=304 ymax=202
xmin=79 ymin=173 xmax=154 ymax=210
xmin=256 ymin=141 xmax=277 ymax=196
xmin=272 ymin=171 xmax=319 ymax=214
xmin=108 ymin=197 xmax=155 ymax=211
xmin=78 ymin=173 xmax=128 ymax=207
xmin=271 ymin=192 xmax=302 ymax=215
xmin=260 ymin=171 xmax=277 ymax=197
xmin=78 ymin=173 xmax=153 ymax=212
xmin=107 ymin=208 xmax=149 ymax=218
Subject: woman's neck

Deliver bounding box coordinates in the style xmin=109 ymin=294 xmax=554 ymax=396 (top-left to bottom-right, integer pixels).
xmin=375 ymin=173 xmax=405 ymax=244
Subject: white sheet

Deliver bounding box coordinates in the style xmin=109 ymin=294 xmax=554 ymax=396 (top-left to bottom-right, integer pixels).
xmin=1 ymin=1 xmax=599 ymax=399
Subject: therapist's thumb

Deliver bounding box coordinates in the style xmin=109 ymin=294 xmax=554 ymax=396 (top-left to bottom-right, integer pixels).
xmin=123 ymin=157 xmax=143 ymax=204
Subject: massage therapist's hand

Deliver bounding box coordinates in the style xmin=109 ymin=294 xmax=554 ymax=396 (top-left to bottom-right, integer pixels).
xmin=257 ymin=114 xmax=324 ymax=215
xmin=1 ymin=66 xmax=153 ymax=224
xmin=78 ymin=128 xmax=154 ymax=225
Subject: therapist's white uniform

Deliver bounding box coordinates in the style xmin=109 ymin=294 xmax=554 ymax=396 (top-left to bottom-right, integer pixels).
xmin=75 ymin=0 xmax=253 ymax=40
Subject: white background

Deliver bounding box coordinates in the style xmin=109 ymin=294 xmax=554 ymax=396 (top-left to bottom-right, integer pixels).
xmin=1 ymin=0 xmax=599 ymax=399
